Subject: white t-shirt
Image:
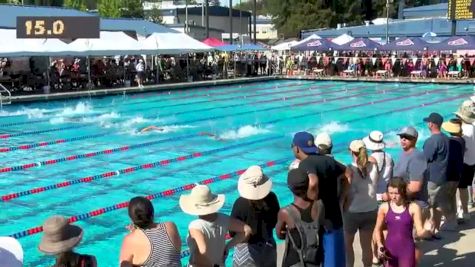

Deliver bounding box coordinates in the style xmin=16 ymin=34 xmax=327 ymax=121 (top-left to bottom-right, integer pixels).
xmin=135 ymin=62 xmax=144 ymax=72
xmin=187 ymin=213 xmax=230 ymax=267
xmin=348 ymin=162 xmax=379 ymax=213
xmin=462 ymin=123 xmax=475 ymax=165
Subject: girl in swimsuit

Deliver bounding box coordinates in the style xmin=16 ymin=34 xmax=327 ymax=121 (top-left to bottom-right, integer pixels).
xmin=373 ymin=177 xmax=430 ymax=267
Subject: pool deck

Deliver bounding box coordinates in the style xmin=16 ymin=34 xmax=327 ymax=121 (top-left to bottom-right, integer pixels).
xmin=6 ymin=75 xmax=475 ymax=104
xmin=276 ymin=209 xmax=475 ymax=267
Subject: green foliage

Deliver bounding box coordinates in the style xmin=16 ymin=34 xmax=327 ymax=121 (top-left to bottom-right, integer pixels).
xmin=63 ymin=0 xmax=86 ymax=10
xmin=98 ymin=0 xmax=121 ymax=18
xmin=120 ymin=0 xmax=144 ymax=18
xmin=147 ymin=7 xmax=162 ymax=23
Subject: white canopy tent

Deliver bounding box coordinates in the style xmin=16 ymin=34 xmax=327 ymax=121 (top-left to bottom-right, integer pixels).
xmin=67 ymin=31 xmax=143 ymax=56
xmin=291 ymin=34 xmax=322 ymax=48
xmin=141 ymin=32 xmax=212 ymax=54
xmin=0 ymin=29 xmax=72 ymax=56
xmin=271 ymin=40 xmax=298 ymax=51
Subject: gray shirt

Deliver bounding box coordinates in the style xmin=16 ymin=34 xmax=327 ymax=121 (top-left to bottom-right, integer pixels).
xmin=423 ymin=133 xmax=449 ymax=185
xmin=394 ymin=148 xmax=428 ymax=203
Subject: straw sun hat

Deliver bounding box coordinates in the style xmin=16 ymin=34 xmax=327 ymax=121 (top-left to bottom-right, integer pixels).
xmin=454 ymin=100 xmax=475 ymax=124
xmin=238 ymin=165 xmax=272 ymax=201
xmin=38 ymin=216 xmax=83 ymax=255
xmin=363 ymin=130 xmax=385 ymax=151
xmin=179 ymin=184 xmax=225 ymax=216
xmin=442 ymin=119 xmax=462 ymax=135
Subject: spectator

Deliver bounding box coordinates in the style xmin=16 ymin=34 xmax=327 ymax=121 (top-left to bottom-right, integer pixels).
xmin=38 ymin=216 xmax=97 ymax=267
xmin=180 ymin=184 xmax=252 ymax=267
xmin=422 ymin=112 xmax=450 ymax=238
xmin=119 ymin=196 xmax=181 ymax=267
xmin=373 ymin=177 xmax=430 ymax=267
xmin=276 ymin=168 xmax=325 ymax=267
xmin=0 ymin=236 xmax=23 ymax=267
xmin=231 ymin=165 xmax=280 ymax=267
xmin=135 ymin=59 xmax=145 ymax=88
xmin=291 ymin=131 xmax=346 ymax=267
xmin=343 ymin=140 xmax=379 ymax=267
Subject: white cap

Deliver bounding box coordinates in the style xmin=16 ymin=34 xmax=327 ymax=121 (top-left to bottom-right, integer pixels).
xmin=0 ymin=236 xmax=23 ymax=267
xmin=315 ymin=133 xmax=332 ymax=148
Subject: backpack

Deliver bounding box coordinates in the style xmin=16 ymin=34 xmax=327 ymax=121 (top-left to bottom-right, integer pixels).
xmin=284 ymin=200 xmax=325 ymax=267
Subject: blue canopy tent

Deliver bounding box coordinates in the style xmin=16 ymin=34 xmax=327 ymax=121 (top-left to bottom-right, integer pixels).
xmin=216 ymin=43 xmax=267 ymax=52
xmin=430 ymin=36 xmax=475 ymax=51
xmin=337 ymin=38 xmax=381 ymax=51
xmin=291 ymin=38 xmax=337 ymax=52
xmin=382 ymin=37 xmax=429 ymax=51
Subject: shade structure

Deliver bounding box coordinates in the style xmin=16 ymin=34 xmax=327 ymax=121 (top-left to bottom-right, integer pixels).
xmin=271 ymin=40 xmax=298 ymax=51
xmin=0 ymin=29 xmax=72 ymax=56
xmin=382 ymin=37 xmax=429 ymax=51
xmin=202 ymin=37 xmax=226 ymax=47
xmin=67 ymin=31 xmax=142 ymax=56
xmin=337 ymin=38 xmax=381 ymax=51
xmin=291 ymin=38 xmax=337 ymax=52
xmin=292 ymin=34 xmax=321 ymax=47
xmin=216 ymin=43 xmax=267 ymax=52
xmin=429 ymin=36 xmax=475 ymax=51
xmin=331 ymin=33 xmax=354 ymax=45
xmin=141 ymin=32 xmax=212 ymax=54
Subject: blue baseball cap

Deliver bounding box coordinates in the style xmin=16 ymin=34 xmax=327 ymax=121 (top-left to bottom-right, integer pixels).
xmin=292 ymin=131 xmax=318 ymax=154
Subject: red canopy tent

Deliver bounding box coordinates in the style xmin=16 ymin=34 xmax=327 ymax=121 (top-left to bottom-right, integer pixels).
xmin=202 ymin=37 xmax=226 ymax=47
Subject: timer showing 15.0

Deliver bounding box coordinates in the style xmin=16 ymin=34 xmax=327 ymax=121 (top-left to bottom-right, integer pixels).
xmin=16 ymin=16 xmax=100 ymax=39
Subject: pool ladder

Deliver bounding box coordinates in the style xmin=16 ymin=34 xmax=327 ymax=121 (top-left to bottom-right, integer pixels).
xmin=0 ymin=84 xmax=12 ymax=109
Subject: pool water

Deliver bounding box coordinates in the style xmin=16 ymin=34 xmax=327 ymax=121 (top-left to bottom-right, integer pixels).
xmin=0 ymin=80 xmax=472 ymax=266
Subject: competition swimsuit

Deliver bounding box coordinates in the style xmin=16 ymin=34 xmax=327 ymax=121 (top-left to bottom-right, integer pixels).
xmin=384 ymin=204 xmax=416 ymax=267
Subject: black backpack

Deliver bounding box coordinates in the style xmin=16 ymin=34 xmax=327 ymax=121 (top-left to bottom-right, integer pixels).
xmin=284 ymin=200 xmax=325 ymax=267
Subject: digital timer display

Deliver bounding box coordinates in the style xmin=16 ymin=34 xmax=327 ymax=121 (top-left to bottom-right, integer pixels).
xmin=16 ymin=16 xmax=100 ymax=39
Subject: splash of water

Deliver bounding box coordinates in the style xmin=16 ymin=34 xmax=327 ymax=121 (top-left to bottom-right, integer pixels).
xmin=0 ymin=108 xmax=49 ymax=118
xmin=317 ymin=121 xmax=349 ymax=135
xmin=58 ymin=102 xmax=93 ymax=116
xmin=219 ymin=125 xmax=270 ymax=140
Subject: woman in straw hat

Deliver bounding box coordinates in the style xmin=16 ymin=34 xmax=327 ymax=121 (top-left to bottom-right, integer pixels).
xmin=231 ymin=166 xmax=280 ymax=267
xmin=119 ymin=196 xmax=181 ymax=267
xmin=454 ymin=100 xmax=475 ymax=222
xmin=38 ymin=215 xmax=97 ymax=267
xmin=441 ymin=119 xmax=465 ymax=230
xmin=342 ymin=140 xmax=379 ymax=267
xmin=180 ymin=184 xmax=252 ymax=267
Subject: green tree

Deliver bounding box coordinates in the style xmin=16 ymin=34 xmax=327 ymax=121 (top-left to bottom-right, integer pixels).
xmin=120 ymin=0 xmax=144 ymax=18
xmin=98 ymin=0 xmax=121 ymax=18
xmin=146 ymin=7 xmax=162 ymax=23
xmin=63 ymin=0 xmax=86 ymax=10
xmin=23 ymin=0 xmax=63 ymax=5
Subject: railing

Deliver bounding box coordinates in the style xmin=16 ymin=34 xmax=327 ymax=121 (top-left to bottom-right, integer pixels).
xmin=0 ymin=84 xmax=11 ymax=108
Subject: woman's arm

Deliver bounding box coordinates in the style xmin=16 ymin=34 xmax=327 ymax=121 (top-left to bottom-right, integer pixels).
xmin=275 ymin=209 xmax=289 ymax=240
xmin=409 ymin=202 xmax=431 ymax=238
xmin=226 ymin=217 xmax=252 ymax=251
xmin=164 ymin=222 xmax=182 ymax=252
xmin=372 ymin=203 xmax=388 ymax=249
xmin=188 ymin=228 xmax=213 ymax=267
xmin=119 ymin=235 xmax=135 ymax=267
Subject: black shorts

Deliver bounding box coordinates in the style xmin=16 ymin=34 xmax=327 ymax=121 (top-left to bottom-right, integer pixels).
xmin=459 ymin=164 xmax=475 ymax=188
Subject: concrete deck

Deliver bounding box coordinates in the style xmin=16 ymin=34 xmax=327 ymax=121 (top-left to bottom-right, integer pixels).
xmin=276 ymin=209 xmax=475 ymax=267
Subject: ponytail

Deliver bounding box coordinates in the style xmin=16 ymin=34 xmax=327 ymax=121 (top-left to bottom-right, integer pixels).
xmin=356 ymin=146 xmax=368 ymax=176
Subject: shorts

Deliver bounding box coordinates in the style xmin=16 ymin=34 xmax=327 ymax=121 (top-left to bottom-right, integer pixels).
xmin=459 ymin=164 xmax=475 ymax=188
xmin=343 ymin=210 xmax=377 ymax=235
xmin=322 ymin=228 xmax=345 ymax=267
xmin=428 ymin=181 xmax=450 ymax=210
xmin=445 ymin=181 xmax=459 ymax=215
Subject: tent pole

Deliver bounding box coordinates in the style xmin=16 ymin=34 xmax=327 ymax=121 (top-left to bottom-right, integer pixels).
xmin=87 ymin=56 xmax=92 ymax=89
xmin=186 ymin=54 xmax=190 ymax=82
xmin=156 ymin=55 xmax=160 ymax=84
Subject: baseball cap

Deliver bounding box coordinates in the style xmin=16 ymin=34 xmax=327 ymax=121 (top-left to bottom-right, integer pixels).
xmin=287 ymin=168 xmax=308 ymax=195
xmin=397 ymin=126 xmax=418 ymax=139
xmin=292 ymin=132 xmax=318 ymax=154
xmin=423 ymin=112 xmax=443 ymax=127
xmin=315 ymin=133 xmax=332 ymax=148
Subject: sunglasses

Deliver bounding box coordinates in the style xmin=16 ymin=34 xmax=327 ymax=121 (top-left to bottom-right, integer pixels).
xmin=399 ymin=135 xmax=415 ymax=141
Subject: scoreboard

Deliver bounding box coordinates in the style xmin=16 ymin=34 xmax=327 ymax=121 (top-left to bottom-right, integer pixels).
xmin=448 ymin=0 xmax=475 ymax=20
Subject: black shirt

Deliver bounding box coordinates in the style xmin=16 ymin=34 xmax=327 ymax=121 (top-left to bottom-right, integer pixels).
xmin=230 ymin=192 xmax=280 ymax=244
xmin=447 ymin=136 xmax=465 ymax=182
xmin=298 ymin=154 xmax=346 ymax=229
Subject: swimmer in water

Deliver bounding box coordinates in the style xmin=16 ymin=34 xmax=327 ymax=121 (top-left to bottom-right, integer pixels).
xmin=198 ymin=132 xmax=224 ymax=141
xmin=139 ymin=126 xmax=165 ymax=133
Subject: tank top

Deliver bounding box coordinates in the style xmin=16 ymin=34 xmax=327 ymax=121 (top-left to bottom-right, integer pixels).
xmin=348 ymin=163 xmax=378 ymax=213
xmin=371 ymin=152 xmax=394 ymax=197
xmin=140 ymin=223 xmax=181 ymax=267
xmin=384 ymin=204 xmax=414 ymax=251
xmin=187 ymin=213 xmax=231 ymax=267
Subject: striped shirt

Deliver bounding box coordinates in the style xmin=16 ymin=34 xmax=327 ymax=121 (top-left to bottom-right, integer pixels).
xmin=141 ymin=223 xmax=181 ymax=267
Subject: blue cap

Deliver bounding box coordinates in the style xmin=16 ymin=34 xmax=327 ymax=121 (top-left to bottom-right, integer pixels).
xmin=292 ymin=132 xmax=318 ymax=154
xmin=423 ymin=112 xmax=444 ymax=127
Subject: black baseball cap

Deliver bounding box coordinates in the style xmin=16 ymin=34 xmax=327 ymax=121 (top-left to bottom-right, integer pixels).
xmin=423 ymin=112 xmax=443 ymax=127
xmin=287 ymin=168 xmax=308 ymax=195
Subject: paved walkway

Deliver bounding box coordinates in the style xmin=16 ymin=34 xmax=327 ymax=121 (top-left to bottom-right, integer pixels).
xmin=277 ymin=209 xmax=475 ymax=267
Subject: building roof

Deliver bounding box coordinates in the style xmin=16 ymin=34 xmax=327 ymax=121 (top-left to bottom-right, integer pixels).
xmin=403 ymin=3 xmax=448 ymax=19
xmin=301 ymin=17 xmax=475 ymax=39
xmin=0 ymin=4 xmax=177 ymax=35
xmin=176 ymin=6 xmax=251 ymax=18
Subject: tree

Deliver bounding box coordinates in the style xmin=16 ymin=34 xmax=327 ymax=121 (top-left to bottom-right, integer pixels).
xmin=147 ymin=7 xmax=162 ymax=23
xmin=120 ymin=0 xmax=144 ymax=18
xmin=98 ymin=0 xmax=121 ymax=18
xmin=63 ymin=0 xmax=86 ymax=10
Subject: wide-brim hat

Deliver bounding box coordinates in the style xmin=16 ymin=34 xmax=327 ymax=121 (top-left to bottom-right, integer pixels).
xmin=38 ymin=216 xmax=83 ymax=255
xmin=442 ymin=120 xmax=462 ymax=134
xmin=363 ymin=130 xmax=385 ymax=151
xmin=238 ymin=165 xmax=272 ymax=200
xmin=454 ymin=100 xmax=475 ymax=124
xmin=179 ymin=184 xmax=225 ymax=216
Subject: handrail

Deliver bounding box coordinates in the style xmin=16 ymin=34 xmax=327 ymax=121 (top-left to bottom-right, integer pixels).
xmin=0 ymin=84 xmax=11 ymax=108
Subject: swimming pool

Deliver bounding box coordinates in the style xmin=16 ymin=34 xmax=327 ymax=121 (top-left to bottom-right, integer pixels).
xmin=0 ymin=79 xmax=472 ymax=266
